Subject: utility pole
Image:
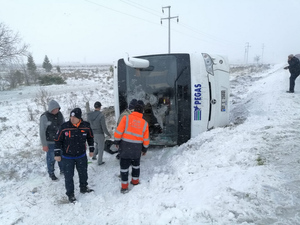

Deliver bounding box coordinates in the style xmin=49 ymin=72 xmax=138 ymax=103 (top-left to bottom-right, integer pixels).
xmin=161 ymin=6 xmax=179 ymax=54
xmin=244 ymin=42 xmax=251 ymax=64
xmin=261 ymin=44 xmax=264 ymax=64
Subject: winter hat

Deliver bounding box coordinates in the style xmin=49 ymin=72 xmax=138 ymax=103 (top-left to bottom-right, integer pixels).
xmin=288 ymin=54 xmax=294 ymax=58
xmin=94 ymin=101 xmax=102 ymax=108
xmin=137 ymin=100 xmax=145 ymax=107
xmin=128 ymin=99 xmax=138 ymax=110
xmin=70 ymin=108 xmax=82 ymax=119
xmin=134 ymin=104 xmax=144 ymax=113
xmin=48 ymin=99 xmax=61 ymax=112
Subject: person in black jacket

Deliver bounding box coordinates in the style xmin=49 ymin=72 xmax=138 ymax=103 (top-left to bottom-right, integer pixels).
xmin=54 ymin=108 xmax=94 ymax=203
xmin=284 ymin=54 xmax=300 ymax=93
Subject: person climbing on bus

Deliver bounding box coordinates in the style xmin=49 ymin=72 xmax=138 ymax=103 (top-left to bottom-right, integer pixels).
xmin=143 ymin=103 xmax=162 ymax=136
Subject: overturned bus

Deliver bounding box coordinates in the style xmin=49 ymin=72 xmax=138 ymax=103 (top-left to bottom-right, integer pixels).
xmin=113 ymin=53 xmax=230 ymax=146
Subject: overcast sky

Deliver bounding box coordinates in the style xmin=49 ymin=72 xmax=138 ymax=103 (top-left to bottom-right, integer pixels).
xmin=1 ymin=0 xmax=300 ymax=65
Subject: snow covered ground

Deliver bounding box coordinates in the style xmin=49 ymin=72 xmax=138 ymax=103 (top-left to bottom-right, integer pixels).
xmin=1 ymin=63 xmax=300 ymax=224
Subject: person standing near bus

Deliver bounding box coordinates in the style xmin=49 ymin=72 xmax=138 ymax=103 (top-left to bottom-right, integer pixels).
xmin=87 ymin=101 xmax=111 ymax=165
xmin=114 ymin=99 xmax=138 ymax=160
xmin=114 ymin=104 xmax=149 ymax=193
xmin=284 ymin=54 xmax=300 ymax=93
xmin=54 ymin=108 xmax=94 ymax=203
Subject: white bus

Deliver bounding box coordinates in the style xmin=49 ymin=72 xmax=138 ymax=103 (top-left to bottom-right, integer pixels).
xmin=114 ymin=53 xmax=230 ymax=146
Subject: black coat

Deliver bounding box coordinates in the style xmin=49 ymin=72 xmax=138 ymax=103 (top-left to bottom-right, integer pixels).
xmin=54 ymin=120 xmax=94 ymax=157
xmin=288 ymin=56 xmax=300 ymax=75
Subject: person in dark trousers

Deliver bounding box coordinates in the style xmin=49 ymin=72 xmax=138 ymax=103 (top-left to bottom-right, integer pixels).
xmin=114 ymin=104 xmax=149 ymax=193
xmin=284 ymin=54 xmax=300 ymax=93
xmin=54 ymin=108 xmax=94 ymax=203
xmin=39 ymin=100 xmax=65 ymax=181
xmin=87 ymin=101 xmax=111 ymax=165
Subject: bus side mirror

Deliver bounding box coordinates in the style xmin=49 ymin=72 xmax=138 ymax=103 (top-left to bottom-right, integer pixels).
xmin=124 ymin=56 xmax=150 ymax=68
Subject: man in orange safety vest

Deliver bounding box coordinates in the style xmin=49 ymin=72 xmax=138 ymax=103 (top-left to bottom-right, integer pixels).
xmin=114 ymin=103 xmax=149 ymax=193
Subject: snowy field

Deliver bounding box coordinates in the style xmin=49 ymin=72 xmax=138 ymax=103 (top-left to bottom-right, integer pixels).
xmin=1 ymin=63 xmax=300 ymax=224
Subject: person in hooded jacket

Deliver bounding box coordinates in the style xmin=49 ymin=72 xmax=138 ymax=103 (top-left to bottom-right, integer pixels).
xmin=54 ymin=108 xmax=94 ymax=203
xmin=284 ymin=54 xmax=300 ymax=93
xmin=114 ymin=104 xmax=149 ymax=193
xmin=39 ymin=99 xmax=65 ymax=181
xmin=87 ymin=101 xmax=111 ymax=165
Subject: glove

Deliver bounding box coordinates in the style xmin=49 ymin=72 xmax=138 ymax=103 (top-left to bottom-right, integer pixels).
xmin=142 ymin=146 xmax=148 ymax=153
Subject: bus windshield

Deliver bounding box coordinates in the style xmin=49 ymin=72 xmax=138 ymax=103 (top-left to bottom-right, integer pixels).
xmin=124 ymin=55 xmax=178 ymax=146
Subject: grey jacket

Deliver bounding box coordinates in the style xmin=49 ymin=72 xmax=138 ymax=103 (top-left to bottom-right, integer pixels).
xmin=87 ymin=110 xmax=110 ymax=136
xmin=39 ymin=100 xmax=65 ymax=146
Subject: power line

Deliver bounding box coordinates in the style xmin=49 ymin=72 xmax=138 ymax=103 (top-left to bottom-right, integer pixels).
xmin=84 ymin=0 xmax=244 ymax=50
xmin=119 ymin=1 xmax=243 ymax=47
xmin=120 ymin=0 xmax=162 ymax=17
xmin=84 ymin=0 xmax=159 ymax=26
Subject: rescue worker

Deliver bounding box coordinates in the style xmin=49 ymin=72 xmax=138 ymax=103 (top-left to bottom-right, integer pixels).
xmin=39 ymin=99 xmax=65 ymax=180
xmin=54 ymin=108 xmax=94 ymax=203
xmin=115 ymin=98 xmax=138 ymax=159
xmin=114 ymin=104 xmax=149 ymax=193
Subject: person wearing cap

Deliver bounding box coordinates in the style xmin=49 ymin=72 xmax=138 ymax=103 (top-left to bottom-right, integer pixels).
xmin=117 ymin=99 xmax=137 ymax=125
xmin=115 ymin=99 xmax=138 ymax=160
xmin=114 ymin=104 xmax=149 ymax=193
xmin=87 ymin=101 xmax=111 ymax=165
xmin=54 ymin=108 xmax=94 ymax=203
xmin=284 ymin=54 xmax=300 ymax=93
xmin=39 ymin=99 xmax=65 ymax=181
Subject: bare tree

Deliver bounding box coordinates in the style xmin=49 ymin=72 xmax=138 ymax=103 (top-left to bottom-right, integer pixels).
xmin=0 ymin=22 xmax=29 ymax=64
xmin=35 ymin=88 xmax=52 ymax=111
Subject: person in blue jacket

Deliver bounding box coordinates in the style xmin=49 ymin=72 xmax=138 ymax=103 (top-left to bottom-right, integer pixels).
xmin=54 ymin=108 xmax=94 ymax=203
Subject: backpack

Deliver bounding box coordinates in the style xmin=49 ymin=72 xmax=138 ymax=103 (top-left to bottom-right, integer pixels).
xmin=104 ymin=139 xmax=118 ymax=154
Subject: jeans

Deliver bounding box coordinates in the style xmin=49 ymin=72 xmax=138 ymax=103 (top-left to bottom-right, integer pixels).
xmin=46 ymin=143 xmax=63 ymax=176
xmin=62 ymin=155 xmax=88 ymax=197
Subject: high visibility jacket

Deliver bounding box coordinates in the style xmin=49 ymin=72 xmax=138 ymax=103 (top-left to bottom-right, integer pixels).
xmin=114 ymin=111 xmax=149 ymax=159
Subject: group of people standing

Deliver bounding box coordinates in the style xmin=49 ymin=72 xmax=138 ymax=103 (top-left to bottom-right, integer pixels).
xmin=39 ymin=99 xmax=149 ymax=202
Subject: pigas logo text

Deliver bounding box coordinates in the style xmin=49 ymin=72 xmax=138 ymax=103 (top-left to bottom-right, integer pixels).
xmin=194 ymin=84 xmax=202 ymax=120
